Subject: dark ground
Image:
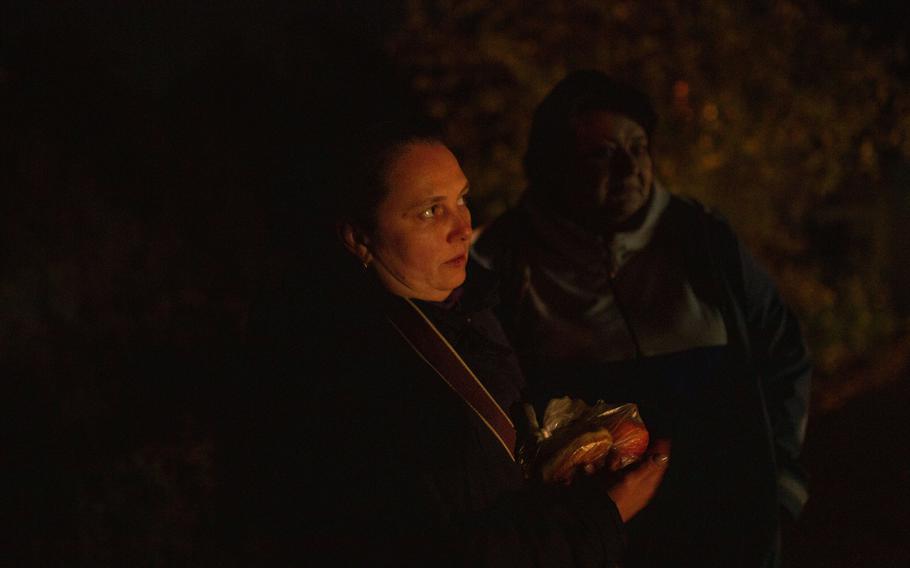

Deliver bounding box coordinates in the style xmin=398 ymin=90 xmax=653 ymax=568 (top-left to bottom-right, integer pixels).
xmin=784 ymin=375 xmax=910 ymax=567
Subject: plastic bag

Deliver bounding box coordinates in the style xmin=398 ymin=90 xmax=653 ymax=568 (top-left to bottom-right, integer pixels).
xmin=519 ymin=397 xmax=650 ymax=485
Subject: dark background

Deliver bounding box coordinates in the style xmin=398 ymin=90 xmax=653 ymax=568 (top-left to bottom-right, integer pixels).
xmin=2 ymin=1 xmax=908 ymax=565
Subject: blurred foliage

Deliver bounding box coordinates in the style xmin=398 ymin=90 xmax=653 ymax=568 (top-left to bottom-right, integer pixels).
xmin=388 ymin=0 xmax=910 ymax=387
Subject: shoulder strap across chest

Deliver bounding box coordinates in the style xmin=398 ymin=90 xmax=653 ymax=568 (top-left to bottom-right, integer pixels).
xmin=385 ymin=296 xmax=516 ymax=461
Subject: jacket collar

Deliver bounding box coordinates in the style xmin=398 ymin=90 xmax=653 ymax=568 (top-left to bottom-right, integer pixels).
xmin=521 ymin=181 xmax=670 ymax=274
xmin=417 ymin=257 xmax=500 ymax=314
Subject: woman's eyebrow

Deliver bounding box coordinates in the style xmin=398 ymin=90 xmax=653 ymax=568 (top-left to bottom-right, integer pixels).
xmin=406 ymin=183 xmax=471 ymax=210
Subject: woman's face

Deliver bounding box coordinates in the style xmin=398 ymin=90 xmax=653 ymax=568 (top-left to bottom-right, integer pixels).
xmin=565 ymin=110 xmax=654 ymax=229
xmin=365 ymin=142 xmax=472 ymax=301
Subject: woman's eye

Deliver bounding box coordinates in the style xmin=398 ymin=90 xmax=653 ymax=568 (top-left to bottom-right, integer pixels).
xmin=589 ymin=145 xmax=616 ymax=160
xmin=420 ymin=205 xmax=442 ymax=219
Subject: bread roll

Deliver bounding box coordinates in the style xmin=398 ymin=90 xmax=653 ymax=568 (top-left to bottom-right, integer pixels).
xmin=540 ymin=428 xmax=614 ymax=484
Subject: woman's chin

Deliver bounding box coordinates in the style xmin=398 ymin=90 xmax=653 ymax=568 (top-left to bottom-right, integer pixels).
xmin=442 ymin=268 xmax=468 ymax=290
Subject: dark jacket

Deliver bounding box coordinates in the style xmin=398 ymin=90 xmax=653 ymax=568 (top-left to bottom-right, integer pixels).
xmin=216 ymin=257 xmax=627 ymax=566
xmin=473 ymin=188 xmax=811 ymax=567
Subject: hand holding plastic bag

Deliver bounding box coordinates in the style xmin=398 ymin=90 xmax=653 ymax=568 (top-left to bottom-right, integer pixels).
xmin=520 ymin=397 xmax=650 ymax=485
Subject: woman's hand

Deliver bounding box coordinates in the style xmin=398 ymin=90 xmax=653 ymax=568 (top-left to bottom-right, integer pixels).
xmin=604 ymin=438 xmax=671 ymax=522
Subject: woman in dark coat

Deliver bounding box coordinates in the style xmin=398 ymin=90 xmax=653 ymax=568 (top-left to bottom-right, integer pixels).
xmin=473 ymin=71 xmax=811 ymax=567
xmin=220 ymin=118 xmax=671 ymax=566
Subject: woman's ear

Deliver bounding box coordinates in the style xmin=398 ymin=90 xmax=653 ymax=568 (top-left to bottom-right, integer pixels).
xmin=339 ymin=222 xmax=373 ymax=266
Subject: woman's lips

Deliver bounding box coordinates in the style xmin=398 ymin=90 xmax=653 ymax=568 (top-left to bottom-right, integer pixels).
xmin=444 ymin=253 xmax=467 ymax=267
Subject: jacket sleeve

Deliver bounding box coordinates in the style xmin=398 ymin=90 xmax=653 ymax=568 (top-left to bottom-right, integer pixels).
xmin=267 ymin=393 xmax=628 ymax=567
xmin=231 ymin=289 xmax=627 ymax=567
xmin=732 ymin=236 xmax=812 ymax=520
xmin=303 ymin=361 xmax=627 ymax=567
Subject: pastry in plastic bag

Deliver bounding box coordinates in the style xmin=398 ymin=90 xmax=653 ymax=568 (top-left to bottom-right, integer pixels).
xmin=605 ymin=415 xmax=650 ymax=471
xmin=540 ymin=427 xmax=614 ymax=484
xmin=522 ymin=397 xmax=650 ymax=484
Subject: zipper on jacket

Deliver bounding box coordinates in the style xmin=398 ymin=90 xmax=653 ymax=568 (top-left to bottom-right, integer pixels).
xmin=608 ymin=269 xmax=644 ymax=363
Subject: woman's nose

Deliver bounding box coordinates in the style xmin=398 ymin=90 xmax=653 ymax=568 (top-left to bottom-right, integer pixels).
xmin=611 ymin=147 xmax=638 ymax=177
xmin=450 ymin=211 xmax=473 ymax=242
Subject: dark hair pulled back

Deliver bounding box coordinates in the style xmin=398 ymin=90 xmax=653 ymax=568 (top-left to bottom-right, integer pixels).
xmin=334 ymin=114 xmax=445 ymax=235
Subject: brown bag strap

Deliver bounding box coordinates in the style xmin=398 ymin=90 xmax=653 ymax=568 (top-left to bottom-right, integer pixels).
xmin=386 ymin=296 xmax=516 ymax=461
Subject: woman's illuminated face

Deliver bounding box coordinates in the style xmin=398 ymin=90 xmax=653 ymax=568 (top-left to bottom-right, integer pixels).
xmin=360 ymin=142 xmax=473 ymax=301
